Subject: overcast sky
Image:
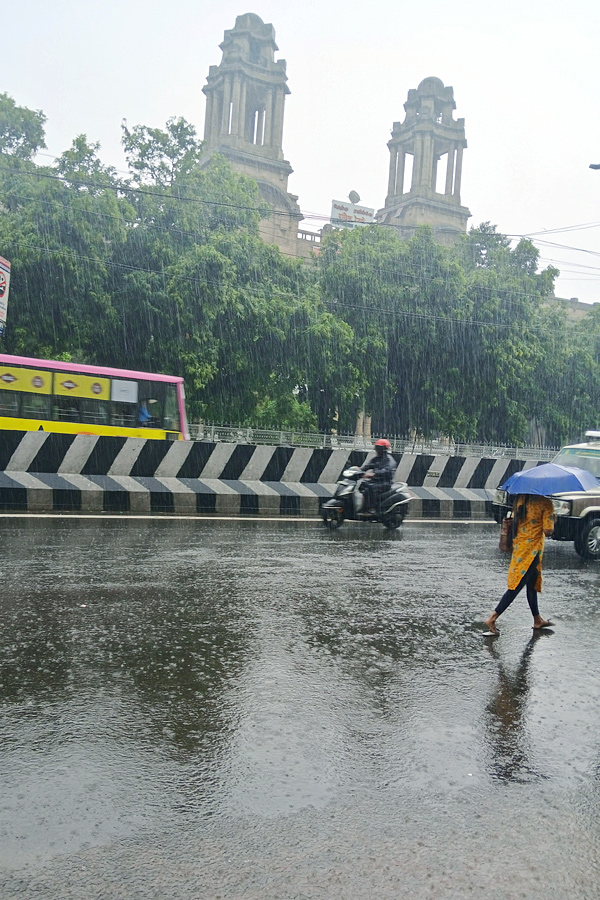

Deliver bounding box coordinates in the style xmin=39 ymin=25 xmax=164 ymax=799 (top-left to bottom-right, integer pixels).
xmin=5 ymin=0 xmax=600 ymax=302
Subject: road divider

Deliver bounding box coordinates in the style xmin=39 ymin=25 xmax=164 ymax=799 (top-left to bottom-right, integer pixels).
xmin=0 ymin=432 xmax=546 ymax=519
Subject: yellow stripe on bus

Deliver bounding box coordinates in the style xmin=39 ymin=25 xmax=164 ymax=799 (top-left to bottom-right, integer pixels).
xmin=0 ymin=416 xmax=182 ymax=440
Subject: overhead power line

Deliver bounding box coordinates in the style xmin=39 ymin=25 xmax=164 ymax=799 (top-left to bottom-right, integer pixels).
xmin=518 ymin=222 xmax=600 ymax=237
xmin=2 ymin=158 xmax=600 ymax=297
xmin=3 ymin=157 xmax=600 ymax=255
xmin=3 ymin=236 xmax=595 ymax=337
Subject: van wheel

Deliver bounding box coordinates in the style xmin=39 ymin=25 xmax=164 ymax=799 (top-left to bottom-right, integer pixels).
xmin=576 ymin=517 xmax=600 ymax=560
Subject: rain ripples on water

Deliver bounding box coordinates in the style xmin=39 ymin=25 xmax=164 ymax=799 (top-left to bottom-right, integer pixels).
xmin=1 ymin=517 xmax=599 ymax=899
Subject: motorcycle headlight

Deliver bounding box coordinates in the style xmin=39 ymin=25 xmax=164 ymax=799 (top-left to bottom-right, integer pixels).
xmin=494 ymin=489 xmax=508 ymax=505
xmin=552 ymin=499 xmax=572 ymax=517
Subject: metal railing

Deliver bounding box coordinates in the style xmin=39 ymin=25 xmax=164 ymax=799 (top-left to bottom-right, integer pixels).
xmin=189 ymin=423 xmax=557 ymax=459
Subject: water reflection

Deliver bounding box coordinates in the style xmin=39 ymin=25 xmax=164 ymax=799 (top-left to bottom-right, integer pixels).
xmin=483 ymin=630 xmax=553 ymax=782
xmin=0 ymin=518 xmax=252 ymax=765
xmin=2 ymin=518 xmax=600 ymax=893
xmin=0 ymin=604 xmax=73 ymax=704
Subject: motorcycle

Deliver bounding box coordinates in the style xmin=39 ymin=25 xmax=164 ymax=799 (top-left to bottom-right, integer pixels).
xmin=321 ymin=466 xmax=412 ymax=530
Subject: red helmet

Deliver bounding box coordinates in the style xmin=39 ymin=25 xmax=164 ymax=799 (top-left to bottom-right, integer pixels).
xmin=375 ymin=438 xmax=391 ymax=450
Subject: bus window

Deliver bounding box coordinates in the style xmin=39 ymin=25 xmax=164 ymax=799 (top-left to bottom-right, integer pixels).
xmin=80 ymin=398 xmax=110 ymax=425
xmin=136 ymin=399 xmax=160 ymax=427
xmin=162 ymin=384 xmax=180 ymax=431
xmin=0 ymin=391 xmax=19 ymax=416
xmin=138 ymin=381 xmax=165 ymax=427
xmin=111 ymin=402 xmax=137 ymax=428
xmin=21 ymin=393 xmax=51 ymax=419
xmin=53 ymin=396 xmax=80 ymax=422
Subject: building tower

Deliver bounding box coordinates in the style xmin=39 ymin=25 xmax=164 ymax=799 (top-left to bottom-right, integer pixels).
xmin=376 ymin=77 xmax=471 ymax=244
xmin=201 ymin=13 xmax=302 ymax=255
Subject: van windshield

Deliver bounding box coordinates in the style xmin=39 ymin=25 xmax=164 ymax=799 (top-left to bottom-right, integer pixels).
xmin=553 ymin=447 xmax=600 ymax=477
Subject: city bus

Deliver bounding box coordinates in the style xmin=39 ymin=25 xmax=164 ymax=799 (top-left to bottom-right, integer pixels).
xmin=0 ymin=353 xmax=189 ymax=440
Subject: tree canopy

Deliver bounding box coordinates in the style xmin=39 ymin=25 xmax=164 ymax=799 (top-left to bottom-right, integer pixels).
xmin=0 ymin=92 xmax=46 ymax=159
xmin=1 ymin=93 xmax=599 ymax=445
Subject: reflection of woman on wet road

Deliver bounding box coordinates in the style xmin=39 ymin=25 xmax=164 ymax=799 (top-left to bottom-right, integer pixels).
xmin=485 ymin=631 xmax=548 ymax=780
xmin=485 ymin=494 xmax=555 ymax=634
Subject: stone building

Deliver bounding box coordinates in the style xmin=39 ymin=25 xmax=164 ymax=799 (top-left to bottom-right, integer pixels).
xmin=376 ymin=77 xmax=471 ymax=245
xmin=201 ymin=13 xmax=307 ymax=257
xmin=546 ymin=295 xmax=596 ymax=321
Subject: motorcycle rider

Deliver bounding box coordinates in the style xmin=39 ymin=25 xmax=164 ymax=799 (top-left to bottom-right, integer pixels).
xmin=360 ymin=438 xmax=397 ymax=513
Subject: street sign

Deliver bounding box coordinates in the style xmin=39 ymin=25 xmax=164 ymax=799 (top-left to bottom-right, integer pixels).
xmin=330 ymin=200 xmax=375 ymax=230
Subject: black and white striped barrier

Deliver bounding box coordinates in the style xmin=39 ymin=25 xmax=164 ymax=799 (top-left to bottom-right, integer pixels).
xmin=0 ymin=431 xmax=542 ymax=518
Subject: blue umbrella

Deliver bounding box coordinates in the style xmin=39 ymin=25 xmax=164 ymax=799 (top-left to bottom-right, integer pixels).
xmin=501 ymin=463 xmax=600 ymax=496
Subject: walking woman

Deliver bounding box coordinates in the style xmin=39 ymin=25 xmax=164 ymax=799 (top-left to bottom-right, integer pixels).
xmin=485 ymin=494 xmax=555 ymax=634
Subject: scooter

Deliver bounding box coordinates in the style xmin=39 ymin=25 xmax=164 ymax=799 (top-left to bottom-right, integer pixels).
xmin=321 ymin=466 xmax=412 ymax=530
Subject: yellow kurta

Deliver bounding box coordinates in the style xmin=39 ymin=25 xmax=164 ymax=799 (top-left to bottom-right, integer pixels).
xmin=508 ymin=495 xmax=555 ymax=592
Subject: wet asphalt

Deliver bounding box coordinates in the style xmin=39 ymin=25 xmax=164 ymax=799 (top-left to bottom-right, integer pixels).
xmin=0 ymin=516 xmax=599 ymax=899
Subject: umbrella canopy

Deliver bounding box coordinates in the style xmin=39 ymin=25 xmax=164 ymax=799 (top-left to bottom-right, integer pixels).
xmin=501 ymin=463 xmax=600 ymax=496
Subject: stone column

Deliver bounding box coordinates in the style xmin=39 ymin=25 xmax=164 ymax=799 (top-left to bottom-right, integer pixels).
xmin=445 ymin=147 xmax=455 ymax=196
xmin=264 ymin=90 xmax=274 ymax=146
xmin=211 ymin=88 xmax=220 ymax=143
xmin=273 ymin=88 xmax=285 ymax=154
xmin=230 ymin=75 xmax=241 ymax=136
xmin=396 ymin=149 xmax=406 ymax=195
xmin=421 ymin=136 xmax=434 ymax=190
xmin=240 ymin=81 xmax=248 ymax=141
xmin=412 ymin=134 xmax=423 ymax=189
xmin=454 ymin=145 xmax=464 ymax=202
xmin=387 ymin=146 xmax=398 ymax=198
xmin=220 ymin=76 xmax=232 ymax=135
xmin=204 ymin=91 xmax=214 ymax=143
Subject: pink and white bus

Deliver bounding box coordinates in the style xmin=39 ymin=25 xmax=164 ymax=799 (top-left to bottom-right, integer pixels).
xmin=0 ymin=353 xmax=189 ymax=440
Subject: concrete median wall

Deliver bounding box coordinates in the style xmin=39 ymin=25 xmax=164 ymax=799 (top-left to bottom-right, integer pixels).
xmin=0 ymin=432 xmax=545 ymax=519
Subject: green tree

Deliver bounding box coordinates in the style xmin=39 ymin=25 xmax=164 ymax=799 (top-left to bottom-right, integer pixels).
xmin=109 ymin=118 xmax=343 ymax=427
xmin=0 ymin=93 xmax=46 ymax=159
xmin=121 ymin=116 xmax=204 ymax=186
xmin=318 ymin=221 xmax=567 ymax=443
xmin=0 ymin=134 xmax=132 ymax=359
xmin=455 ymin=225 xmax=561 ymax=443
xmin=319 ymin=224 xmax=472 ymax=437
xmin=1 ymin=97 xmax=587 ymax=443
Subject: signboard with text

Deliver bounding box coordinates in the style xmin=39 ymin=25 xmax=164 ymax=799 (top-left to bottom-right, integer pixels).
xmin=330 ymin=200 xmax=375 ymax=230
xmin=0 ymin=256 xmax=11 ymax=337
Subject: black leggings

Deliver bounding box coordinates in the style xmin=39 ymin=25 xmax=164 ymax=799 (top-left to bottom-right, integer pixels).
xmin=495 ymin=555 xmax=540 ymax=618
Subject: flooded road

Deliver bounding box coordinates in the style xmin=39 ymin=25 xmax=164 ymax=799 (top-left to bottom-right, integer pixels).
xmin=1 ymin=517 xmax=599 ymax=899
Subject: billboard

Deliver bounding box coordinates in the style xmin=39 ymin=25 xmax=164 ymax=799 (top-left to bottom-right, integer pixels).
xmin=0 ymin=257 xmax=10 ymax=337
xmin=330 ymin=200 xmax=375 ymax=229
